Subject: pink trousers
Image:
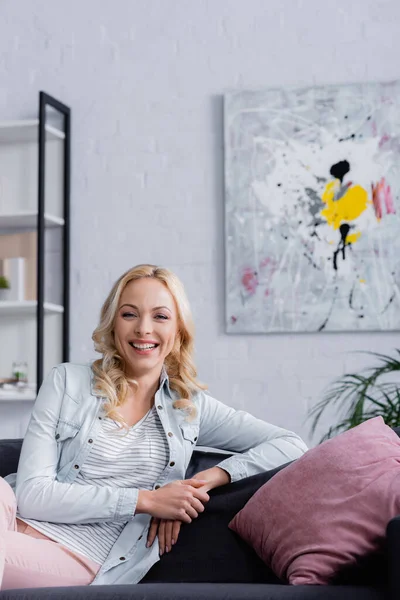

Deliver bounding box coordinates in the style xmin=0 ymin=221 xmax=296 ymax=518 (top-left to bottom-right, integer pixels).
xmin=0 ymin=477 xmax=101 ymax=590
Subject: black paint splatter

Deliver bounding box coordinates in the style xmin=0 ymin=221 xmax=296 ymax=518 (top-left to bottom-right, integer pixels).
xmin=303 ymin=253 xmax=319 ymax=269
xmin=318 ymin=284 xmax=339 ymax=331
xmin=330 ymin=160 xmax=350 ymax=183
xmin=338 ymin=133 xmax=356 ymax=142
xmin=381 ymin=293 xmax=395 ymax=315
xmin=333 ymin=223 xmax=351 ymax=271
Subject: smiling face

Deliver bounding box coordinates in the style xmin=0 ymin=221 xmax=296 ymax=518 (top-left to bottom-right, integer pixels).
xmin=113 ymin=277 xmax=178 ymax=379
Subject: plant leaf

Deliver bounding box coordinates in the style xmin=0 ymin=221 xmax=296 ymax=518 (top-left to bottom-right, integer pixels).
xmin=307 ymin=350 xmax=400 ymax=442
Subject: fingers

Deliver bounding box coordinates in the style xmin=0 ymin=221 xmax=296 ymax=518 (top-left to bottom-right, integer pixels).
xmin=157 ymin=520 xmax=182 ymax=555
xmin=164 ymin=520 xmax=174 ymax=553
xmin=183 ymin=479 xmax=210 ymax=503
xmin=184 ymin=503 xmax=199 ymax=520
xmin=179 ymin=511 xmax=192 ymax=524
xmin=158 ymin=520 xmax=166 ymax=555
xmin=191 ymin=487 xmax=210 ymax=503
xmin=190 ymin=497 xmax=206 ymax=514
xmin=180 ymin=481 xmax=210 ymax=507
xmin=172 ymin=520 xmax=181 ymax=546
xmin=147 ymin=517 xmax=160 ymax=548
xmin=185 ymin=478 xmax=207 ymax=487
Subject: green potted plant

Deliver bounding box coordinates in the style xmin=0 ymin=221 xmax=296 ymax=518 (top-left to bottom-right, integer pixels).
xmin=308 ymin=350 xmax=400 ymax=443
xmin=0 ymin=275 xmax=10 ymax=300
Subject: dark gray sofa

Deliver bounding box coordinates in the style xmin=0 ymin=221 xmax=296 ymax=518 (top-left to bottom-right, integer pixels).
xmin=0 ymin=437 xmax=399 ymax=600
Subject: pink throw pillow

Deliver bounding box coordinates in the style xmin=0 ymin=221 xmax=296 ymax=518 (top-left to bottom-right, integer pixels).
xmin=229 ymin=417 xmax=400 ymax=585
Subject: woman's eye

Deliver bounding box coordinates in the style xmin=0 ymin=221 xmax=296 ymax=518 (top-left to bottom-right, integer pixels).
xmin=122 ymin=312 xmax=137 ymax=318
xmin=155 ymin=314 xmax=168 ymax=320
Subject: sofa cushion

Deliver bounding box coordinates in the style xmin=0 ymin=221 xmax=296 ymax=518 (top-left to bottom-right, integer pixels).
xmin=141 ymin=464 xmax=289 ymax=584
xmin=229 ymin=417 xmax=400 ymax=585
xmin=0 ymin=583 xmax=387 ymax=600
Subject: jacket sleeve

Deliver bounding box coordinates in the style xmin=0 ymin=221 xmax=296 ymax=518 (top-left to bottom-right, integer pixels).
xmin=16 ymin=365 xmax=138 ymax=524
xmin=196 ymin=392 xmax=308 ymax=482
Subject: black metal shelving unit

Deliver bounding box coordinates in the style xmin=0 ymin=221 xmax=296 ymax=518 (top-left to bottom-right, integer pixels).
xmin=36 ymin=91 xmax=71 ymax=391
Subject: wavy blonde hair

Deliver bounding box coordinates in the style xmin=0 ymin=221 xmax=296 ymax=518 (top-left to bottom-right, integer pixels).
xmin=91 ymin=264 xmax=206 ymax=429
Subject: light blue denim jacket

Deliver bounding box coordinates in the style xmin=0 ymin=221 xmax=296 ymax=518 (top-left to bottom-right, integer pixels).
xmin=5 ymin=363 xmax=308 ymax=586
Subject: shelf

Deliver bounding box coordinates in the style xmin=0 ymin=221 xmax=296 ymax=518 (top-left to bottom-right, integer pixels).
xmin=0 ymin=389 xmax=36 ymax=402
xmin=0 ymin=301 xmax=64 ymax=316
xmin=0 ymin=94 xmax=69 ymax=417
xmin=0 ymin=212 xmax=64 ymax=234
xmin=0 ymin=120 xmax=65 ymax=143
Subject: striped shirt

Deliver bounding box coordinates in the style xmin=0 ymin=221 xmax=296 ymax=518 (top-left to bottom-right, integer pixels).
xmin=19 ymin=405 xmax=169 ymax=564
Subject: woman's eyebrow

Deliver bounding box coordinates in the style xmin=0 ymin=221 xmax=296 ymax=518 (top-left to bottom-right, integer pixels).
xmin=119 ymin=303 xmax=171 ymax=313
xmin=153 ymin=306 xmax=172 ymax=313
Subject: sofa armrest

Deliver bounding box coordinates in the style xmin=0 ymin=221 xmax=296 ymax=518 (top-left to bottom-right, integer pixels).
xmin=185 ymin=448 xmax=233 ymax=479
xmin=0 ymin=438 xmax=23 ymax=478
xmin=387 ymin=515 xmax=400 ymax=600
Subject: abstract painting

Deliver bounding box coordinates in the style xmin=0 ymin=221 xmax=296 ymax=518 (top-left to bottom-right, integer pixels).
xmin=224 ymin=81 xmax=400 ymax=333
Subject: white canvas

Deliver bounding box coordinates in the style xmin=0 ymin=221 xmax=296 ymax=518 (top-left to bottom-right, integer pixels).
xmin=224 ymin=81 xmax=400 ymax=333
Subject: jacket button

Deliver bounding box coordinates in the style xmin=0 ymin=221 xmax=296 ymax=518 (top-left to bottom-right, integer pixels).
xmin=167 ymin=432 xmax=173 ymax=437
xmin=157 ymin=405 xmax=163 ymax=410
xmin=155 ymin=484 xmax=161 ymax=490
xmin=194 ymin=436 xmax=198 ymax=441
xmin=138 ymin=535 xmax=143 ymax=540
xmin=169 ymin=461 xmax=175 ymax=467
xmin=55 ymin=434 xmax=60 ymax=440
xmin=88 ymin=439 xmax=93 ymax=444
xmin=98 ymin=416 xmax=102 ymax=420
xmin=119 ymin=556 xmax=125 ymax=561
xmin=74 ymin=464 xmax=79 ymax=469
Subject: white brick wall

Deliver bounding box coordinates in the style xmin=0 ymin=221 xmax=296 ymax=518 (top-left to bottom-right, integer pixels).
xmin=1 ymin=0 xmax=400 ymax=444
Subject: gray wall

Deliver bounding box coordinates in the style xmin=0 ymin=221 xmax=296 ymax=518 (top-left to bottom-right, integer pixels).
xmin=1 ymin=0 xmax=399 ymax=444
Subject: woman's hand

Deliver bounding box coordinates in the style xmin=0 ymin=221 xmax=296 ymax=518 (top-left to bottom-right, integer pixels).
xmin=147 ymin=517 xmax=182 ymax=555
xmin=145 ymin=469 xmax=230 ymax=554
xmin=190 ymin=467 xmax=230 ymax=492
xmin=136 ymin=478 xmax=210 ymax=522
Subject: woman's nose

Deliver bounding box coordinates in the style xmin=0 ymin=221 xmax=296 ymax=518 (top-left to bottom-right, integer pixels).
xmin=135 ymin=316 xmax=153 ymax=336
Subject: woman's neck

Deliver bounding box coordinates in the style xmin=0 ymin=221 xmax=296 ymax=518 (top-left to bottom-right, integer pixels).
xmin=127 ymin=368 xmax=161 ymax=406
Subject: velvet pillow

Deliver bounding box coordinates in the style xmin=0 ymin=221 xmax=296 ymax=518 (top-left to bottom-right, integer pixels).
xmin=229 ymin=417 xmax=400 ymax=585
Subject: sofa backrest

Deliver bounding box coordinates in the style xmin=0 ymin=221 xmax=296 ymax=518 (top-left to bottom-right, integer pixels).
xmin=0 ymin=438 xmax=232 ymax=479
xmin=3 ymin=426 xmax=399 ymax=479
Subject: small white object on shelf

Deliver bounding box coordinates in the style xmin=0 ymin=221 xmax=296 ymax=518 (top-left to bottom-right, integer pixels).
xmin=0 ymin=301 xmax=64 ymax=316
xmin=2 ymin=257 xmax=25 ymax=301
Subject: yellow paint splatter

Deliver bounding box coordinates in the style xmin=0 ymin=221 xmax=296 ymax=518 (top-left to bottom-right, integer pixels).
xmin=346 ymin=232 xmax=361 ymax=244
xmin=321 ymin=180 xmax=369 ymax=230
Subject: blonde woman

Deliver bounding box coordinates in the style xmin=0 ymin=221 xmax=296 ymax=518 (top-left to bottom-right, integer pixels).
xmin=0 ymin=264 xmax=308 ymax=590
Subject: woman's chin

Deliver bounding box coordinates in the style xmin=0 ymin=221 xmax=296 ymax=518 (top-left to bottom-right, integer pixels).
xmin=125 ymin=356 xmax=163 ymax=377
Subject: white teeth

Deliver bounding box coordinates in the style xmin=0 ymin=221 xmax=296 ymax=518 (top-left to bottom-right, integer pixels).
xmin=131 ymin=343 xmax=157 ymax=350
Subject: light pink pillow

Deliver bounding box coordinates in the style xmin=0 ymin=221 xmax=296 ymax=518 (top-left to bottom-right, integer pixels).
xmin=229 ymin=417 xmax=400 ymax=585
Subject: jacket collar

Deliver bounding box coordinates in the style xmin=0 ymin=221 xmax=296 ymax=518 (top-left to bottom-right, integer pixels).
xmin=160 ymin=365 xmax=173 ymax=398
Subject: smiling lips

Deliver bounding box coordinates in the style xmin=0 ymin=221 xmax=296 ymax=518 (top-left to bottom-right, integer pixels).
xmin=128 ymin=341 xmax=160 ymax=355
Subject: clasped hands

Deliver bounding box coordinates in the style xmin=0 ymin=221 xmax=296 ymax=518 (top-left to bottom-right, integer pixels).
xmin=137 ymin=467 xmax=230 ymax=556
xmin=146 ymin=476 xmax=210 ymax=555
